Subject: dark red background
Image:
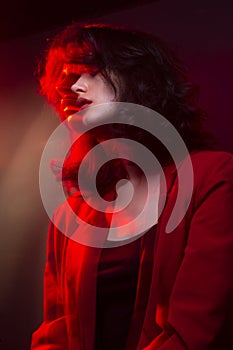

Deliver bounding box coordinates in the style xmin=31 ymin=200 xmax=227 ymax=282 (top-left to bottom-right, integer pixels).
xmin=0 ymin=1 xmax=232 ymax=349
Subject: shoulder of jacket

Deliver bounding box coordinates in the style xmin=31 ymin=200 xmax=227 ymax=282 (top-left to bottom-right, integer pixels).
xmin=189 ymin=150 xmax=233 ymax=179
xmin=190 ymin=150 xmax=233 ymax=165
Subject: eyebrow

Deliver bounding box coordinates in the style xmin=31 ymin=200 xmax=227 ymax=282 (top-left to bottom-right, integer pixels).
xmin=62 ymin=63 xmax=98 ymax=76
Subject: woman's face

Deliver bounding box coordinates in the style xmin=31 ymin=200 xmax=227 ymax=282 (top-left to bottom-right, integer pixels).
xmin=56 ymin=63 xmax=117 ymax=121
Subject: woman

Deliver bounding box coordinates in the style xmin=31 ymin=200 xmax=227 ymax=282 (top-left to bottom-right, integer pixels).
xmin=31 ymin=23 xmax=233 ymax=350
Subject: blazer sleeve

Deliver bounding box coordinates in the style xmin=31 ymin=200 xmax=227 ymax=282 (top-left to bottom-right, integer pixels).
xmin=30 ymin=220 xmax=68 ymax=349
xmin=144 ymin=152 xmax=233 ymax=350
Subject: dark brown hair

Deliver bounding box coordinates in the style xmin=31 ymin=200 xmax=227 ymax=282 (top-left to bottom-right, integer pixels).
xmin=37 ymin=22 xmax=216 ymax=194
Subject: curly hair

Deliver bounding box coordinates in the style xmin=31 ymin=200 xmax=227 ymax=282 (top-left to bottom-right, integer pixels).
xmin=37 ymin=22 xmax=216 ymax=194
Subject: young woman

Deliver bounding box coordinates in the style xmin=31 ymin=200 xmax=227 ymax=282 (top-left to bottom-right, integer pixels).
xmin=31 ymin=23 xmax=233 ymax=350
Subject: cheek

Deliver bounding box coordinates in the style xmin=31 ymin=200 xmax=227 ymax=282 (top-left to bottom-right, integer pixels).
xmin=94 ymin=75 xmax=116 ymax=102
xmin=103 ymin=84 xmax=116 ymax=102
xmin=104 ymin=88 xmax=116 ymax=102
xmin=94 ymin=87 xmax=115 ymax=103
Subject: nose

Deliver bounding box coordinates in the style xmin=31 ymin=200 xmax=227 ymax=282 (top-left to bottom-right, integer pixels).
xmin=71 ymin=74 xmax=88 ymax=94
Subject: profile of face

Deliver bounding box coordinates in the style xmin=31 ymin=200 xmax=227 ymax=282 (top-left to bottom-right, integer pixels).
xmin=55 ymin=62 xmax=122 ymax=169
xmin=56 ymin=63 xmax=117 ymax=122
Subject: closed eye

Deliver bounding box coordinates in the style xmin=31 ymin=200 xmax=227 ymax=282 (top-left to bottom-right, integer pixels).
xmin=57 ymin=73 xmax=80 ymax=89
xmin=62 ymin=63 xmax=100 ymax=77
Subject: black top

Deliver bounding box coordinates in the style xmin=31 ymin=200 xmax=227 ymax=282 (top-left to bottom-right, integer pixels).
xmin=95 ymin=223 xmax=157 ymax=350
xmin=95 ymin=237 xmax=141 ymax=350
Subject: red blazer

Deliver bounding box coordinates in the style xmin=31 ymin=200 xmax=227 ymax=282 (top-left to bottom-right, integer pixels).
xmin=31 ymin=150 xmax=233 ymax=350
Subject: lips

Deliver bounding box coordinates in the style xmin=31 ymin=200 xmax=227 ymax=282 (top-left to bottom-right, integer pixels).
xmin=61 ymin=96 xmax=92 ymax=118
